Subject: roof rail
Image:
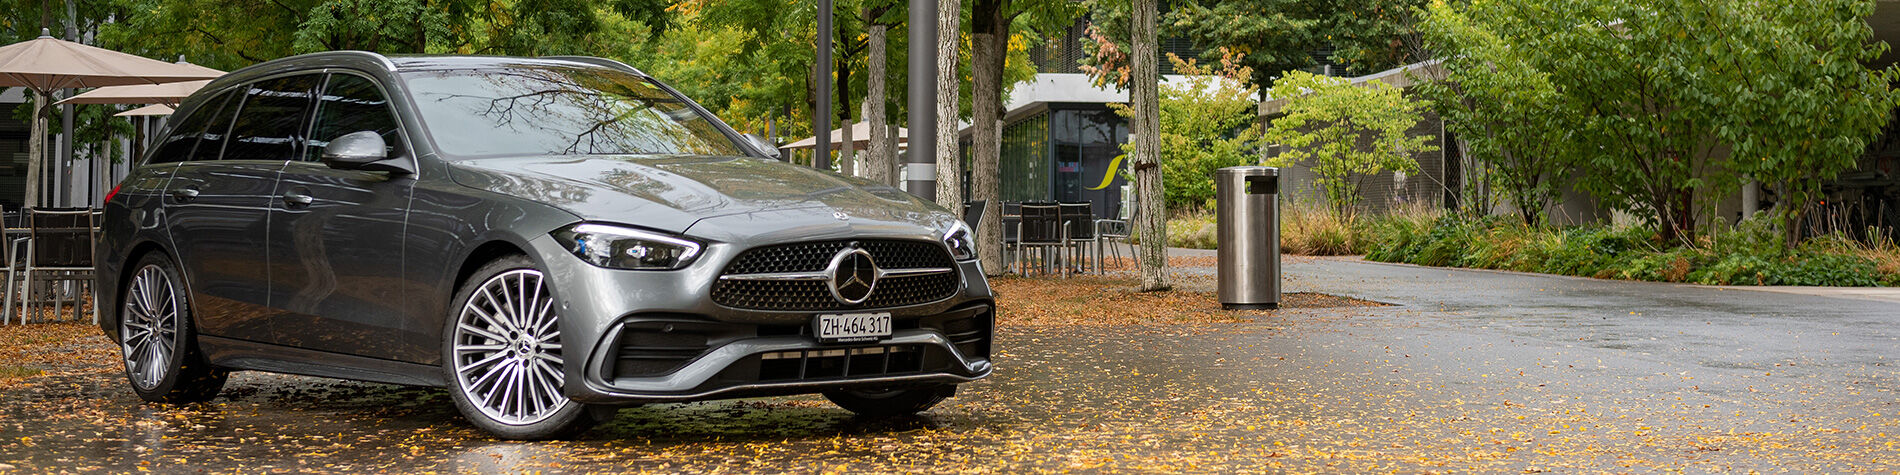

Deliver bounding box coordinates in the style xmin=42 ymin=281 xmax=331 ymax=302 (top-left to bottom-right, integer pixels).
xmin=540 ymin=55 xmax=646 ymax=76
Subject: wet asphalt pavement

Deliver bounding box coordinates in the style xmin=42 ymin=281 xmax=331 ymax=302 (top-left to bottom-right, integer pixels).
xmin=2 ymin=255 xmax=1897 ymax=472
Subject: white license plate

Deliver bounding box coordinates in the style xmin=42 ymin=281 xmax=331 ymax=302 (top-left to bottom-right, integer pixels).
xmin=814 ymin=312 xmax=892 ymax=343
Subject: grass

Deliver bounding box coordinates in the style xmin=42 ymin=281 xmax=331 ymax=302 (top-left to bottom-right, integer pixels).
xmin=1164 ymin=201 xmax=1435 ymax=256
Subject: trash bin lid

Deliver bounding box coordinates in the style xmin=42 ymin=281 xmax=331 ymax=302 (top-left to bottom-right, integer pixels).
xmin=1217 ymin=166 xmax=1279 ymax=177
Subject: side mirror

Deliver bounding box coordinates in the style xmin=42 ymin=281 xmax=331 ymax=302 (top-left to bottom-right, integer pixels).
xmin=743 ymin=133 xmax=783 ymax=161
xmin=322 ymin=131 xmax=412 ymax=174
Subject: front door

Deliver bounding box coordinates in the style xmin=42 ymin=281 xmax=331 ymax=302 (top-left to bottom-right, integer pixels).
xmin=265 ymin=72 xmax=420 ymax=362
xmin=159 ymin=87 xmax=283 ymax=341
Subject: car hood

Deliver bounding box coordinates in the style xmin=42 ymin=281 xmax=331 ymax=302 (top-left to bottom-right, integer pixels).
xmin=447 ymin=154 xmax=955 ymax=237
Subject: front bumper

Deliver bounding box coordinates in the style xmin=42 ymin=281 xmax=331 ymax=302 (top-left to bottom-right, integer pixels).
xmin=527 ymin=234 xmax=995 ymax=404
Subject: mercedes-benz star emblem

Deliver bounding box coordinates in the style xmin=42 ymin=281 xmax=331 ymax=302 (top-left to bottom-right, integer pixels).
xmin=825 ymin=246 xmax=878 ymax=305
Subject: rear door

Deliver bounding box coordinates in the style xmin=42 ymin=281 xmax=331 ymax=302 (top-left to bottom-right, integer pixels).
xmin=160 ymin=82 xmax=289 ymax=341
xmin=264 ymin=72 xmax=421 ymax=362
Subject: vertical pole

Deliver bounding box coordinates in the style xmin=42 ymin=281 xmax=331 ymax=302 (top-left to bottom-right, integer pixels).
xmin=60 ymin=0 xmax=75 ymax=208
xmin=815 ymin=0 xmax=833 ymax=171
xmin=906 ymin=0 xmax=938 ymax=201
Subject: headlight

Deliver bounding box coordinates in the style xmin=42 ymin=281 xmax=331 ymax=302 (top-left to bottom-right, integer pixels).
xmin=943 ymin=220 xmax=977 ymax=261
xmin=552 ymin=223 xmax=703 ymax=270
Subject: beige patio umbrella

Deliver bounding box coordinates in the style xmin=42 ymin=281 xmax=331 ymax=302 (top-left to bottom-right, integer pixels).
xmin=114 ymin=104 xmax=174 ymax=117
xmin=0 ymin=30 xmax=221 ymax=207
xmin=58 ymin=79 xmax=212 ymax=106
xmin=783 ymin=122 xmax=910 ymax=150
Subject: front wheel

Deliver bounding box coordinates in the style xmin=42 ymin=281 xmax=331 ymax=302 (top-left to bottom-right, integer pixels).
xmin=443 ymin=256 xmax=596 ymax=440
xmin=120 ymin=253 xmax=227 ymax=403
xmin=824 ymin=384 xmax=956 ymax=417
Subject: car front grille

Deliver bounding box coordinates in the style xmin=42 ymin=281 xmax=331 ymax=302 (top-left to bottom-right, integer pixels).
xmin=711 ymin=239 xmax=960 ymax=311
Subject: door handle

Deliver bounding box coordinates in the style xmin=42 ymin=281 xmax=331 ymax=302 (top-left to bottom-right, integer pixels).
xmin=170 ymin=187 xmax=199 ymax=202
xmin=283 ymin=189 xmax=314 ymax=207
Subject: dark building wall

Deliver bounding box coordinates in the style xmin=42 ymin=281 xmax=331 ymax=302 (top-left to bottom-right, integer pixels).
xmin=975 ymin=103 xmax=1128 ymax=220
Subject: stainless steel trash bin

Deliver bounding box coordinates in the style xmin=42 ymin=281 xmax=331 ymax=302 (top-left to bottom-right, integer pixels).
xmin=1216 ymin=166 xmax=1279 ymax=309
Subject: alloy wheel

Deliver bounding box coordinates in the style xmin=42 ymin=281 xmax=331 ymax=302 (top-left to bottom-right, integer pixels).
xmin=121 ymin=264 xmax=178 ymax=391
xmin=451 ymin=269 xmax=569 ymax=426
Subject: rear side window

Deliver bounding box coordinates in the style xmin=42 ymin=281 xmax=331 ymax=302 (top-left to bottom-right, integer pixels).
xmin=305 ymin=74 xmax=402 ymax=162
xmin=147 ymin=90 xmax=236 ymax=164
xmin=223 ymin=74 xmax=319 ymax=161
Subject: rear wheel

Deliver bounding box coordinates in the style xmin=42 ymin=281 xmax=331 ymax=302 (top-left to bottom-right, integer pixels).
xmin=120 ymin=253 xmax=227 ymax=403
xmin=443 ymin=255 xmax=596 ymax=440
xmin=824 ymin=384 xmax=955 ymax=417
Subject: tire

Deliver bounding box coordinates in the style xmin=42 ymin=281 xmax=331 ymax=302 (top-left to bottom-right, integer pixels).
xmin=824 ymin=384 xmax=956 ymax=417
xmin=442 ymin=255 xmax=596 ymax=440
xmin=120 ymin=252 xmax=228 ymax=403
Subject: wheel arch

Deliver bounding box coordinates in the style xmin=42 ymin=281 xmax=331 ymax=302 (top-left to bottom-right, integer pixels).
xmin=102 ymin=240 xmax=174 ymax=339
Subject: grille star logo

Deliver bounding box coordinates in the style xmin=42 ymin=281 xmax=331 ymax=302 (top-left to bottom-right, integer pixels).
xmin=826 ymin=245 xmax=878 ymax=305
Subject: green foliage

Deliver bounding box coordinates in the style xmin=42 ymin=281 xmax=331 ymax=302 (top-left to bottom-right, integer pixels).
xmin=1264 ymin=70 xmax=1437 ymax=218
xmin=1415 ymin=2 xmax=1570 ymax=225
xmin=1419 ymin=0 xmax=1900 ymax=243
xmin=1110 ymin=53 xmax=1260 ymax=212
xmin=1363 ymin=214 xmax=1898 ymax=287
xmin=1083 ymin=0 xmax=1428 ymax=91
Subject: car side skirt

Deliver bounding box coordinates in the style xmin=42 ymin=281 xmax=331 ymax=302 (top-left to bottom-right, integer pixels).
xmin=199 ymin=335 xmax=446 ymax=387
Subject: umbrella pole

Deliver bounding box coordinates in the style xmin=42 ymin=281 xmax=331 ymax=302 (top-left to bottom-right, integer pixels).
xmin=24 ymin=90 xmax=44 ymax=210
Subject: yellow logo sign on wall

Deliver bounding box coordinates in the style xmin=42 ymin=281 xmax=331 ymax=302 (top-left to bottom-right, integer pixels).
xmin=1087 ymin=154 xmax=1125 ymax=191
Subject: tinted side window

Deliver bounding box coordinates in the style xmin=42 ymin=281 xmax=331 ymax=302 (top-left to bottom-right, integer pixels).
xmin=305 ymin=74 xmax=402 ymax=162
xmin=192 ymin=90 xmax=242 ymax=161
xmin=148 ymin=91 xmax=236 ymax=164
xmin=224 ymin=74 xmax=319 ymax=161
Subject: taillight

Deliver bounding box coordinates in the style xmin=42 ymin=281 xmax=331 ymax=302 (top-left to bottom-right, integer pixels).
xmin=103 ymin=183 xmax=122 ymax=205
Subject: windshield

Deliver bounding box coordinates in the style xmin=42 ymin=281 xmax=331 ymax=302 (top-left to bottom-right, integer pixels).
xmin=401 ymin=67 xmax=745 ymax=158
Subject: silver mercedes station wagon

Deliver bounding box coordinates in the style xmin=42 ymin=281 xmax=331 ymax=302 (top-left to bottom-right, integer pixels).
xmin=96 ymin=52 xmax=994 ymax=440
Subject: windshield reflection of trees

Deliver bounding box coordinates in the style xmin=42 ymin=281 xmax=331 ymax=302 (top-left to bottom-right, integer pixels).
xmin=418 ymin=68 xmax=738 ymax=156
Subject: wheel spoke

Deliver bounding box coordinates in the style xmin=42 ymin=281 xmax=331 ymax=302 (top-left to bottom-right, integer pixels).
xmin=459 ymin=351 xmax=509 ymax=375
xmin=475 ymin=287 xmax=515 ymax=333
xmin=456 ymin=322 xmax=509 ymax=344
xmin=476 ymin=360 xmax=511 ymax=405
xmin=532 ymin=299 xmax=557 ymax=336
xmin=465 ymin=305 xmax=512 ymax=337
xmin=494 ymin=280 xmax=520 ymax=330
xmin=512 ymin=361 xmax=529 ymax=418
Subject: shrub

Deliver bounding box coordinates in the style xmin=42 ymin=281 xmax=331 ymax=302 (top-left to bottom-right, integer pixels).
xmin=1362 ymin=216 xmax=1897 ymax=287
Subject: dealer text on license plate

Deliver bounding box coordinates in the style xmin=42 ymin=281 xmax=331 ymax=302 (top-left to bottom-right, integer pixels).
xmin=814 ymin=312 xmax=891 ymax=343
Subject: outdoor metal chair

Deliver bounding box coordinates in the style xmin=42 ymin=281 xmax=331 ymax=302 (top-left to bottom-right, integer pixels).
xmin=0 ymin=205 xmax=14 ymax=325
xmin=1095 ymin=218 xmax=1132 ymax=273
xmin=1096 ymin=204 xmax=1136 ymax=273
xmin=4 ymin=207 xmax=99 ymax=325
xmin=1000 ymin=202 xmax=1021 ymax=271
xmin=1059 ymin=202 xmax=1097 ymax=274
xmin=1015 ymin=202 xmax=1067 ymax=276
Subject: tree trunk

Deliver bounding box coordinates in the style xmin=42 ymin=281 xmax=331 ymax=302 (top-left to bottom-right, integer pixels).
xmin=866 ymin=21 xmax=893 ymax=185
xmin=1257 ymin=88 xmax=1271 ymax=166
xmin=839 ymin=56 xmax=856 ymax=176
xmin=933 ymin=0 xmax=965 ymax=211
xmin=971 ymin=0 xmax=1008 ymax=275
xmin=1130 ymin=0 xmax=1169 ymax=292
xmin=25 ymin=91 xmax=44 ymax=209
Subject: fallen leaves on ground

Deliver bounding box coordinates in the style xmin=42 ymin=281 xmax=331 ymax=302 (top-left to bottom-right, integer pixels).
xmin=992 ymin=275 xmax=1384 ymax=327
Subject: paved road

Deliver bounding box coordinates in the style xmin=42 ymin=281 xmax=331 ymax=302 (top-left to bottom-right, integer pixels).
xmin=1 ymin=256 xmax=1895 ymax=472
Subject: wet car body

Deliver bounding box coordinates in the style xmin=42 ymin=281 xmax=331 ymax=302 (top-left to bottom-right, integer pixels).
xmin=95 ymin=52 xmax=993 ymax=438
